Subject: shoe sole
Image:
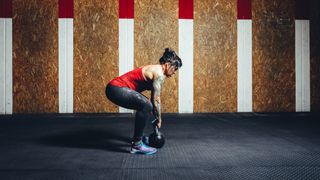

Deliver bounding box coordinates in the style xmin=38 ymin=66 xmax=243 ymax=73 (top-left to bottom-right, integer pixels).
xmin=130 ymin=148 xmax=157 ymax=155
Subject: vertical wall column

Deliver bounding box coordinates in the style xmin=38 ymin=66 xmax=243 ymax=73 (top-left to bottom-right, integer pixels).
xmin=295 ymin=0 xmax=310 ymax=112
xmin=237 ymin=0 xmax=252 ymax=112
xmin=0 ymin=0 xmax=12 ymax=114
xmin=179 ymin=0 xmax=193 ymax=113
xmin=119 ymin=0 xmax=134 ymax=113
xmin=59 ymin=0 xmax=74 ymax=113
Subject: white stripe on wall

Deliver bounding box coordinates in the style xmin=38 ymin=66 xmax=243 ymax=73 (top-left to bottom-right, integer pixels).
xmin=178 ymin=19 xmax=193 ymax=113
xmin=237 ymin=20 xmax=252 ymax=112
xmin=119 ymin=19 xmax=134 ymax=113
xmin=0 ymin=18 xmax=12 ymax=114
xmin=295 ymin=20 xmax=310 ymax=112
xmin=59 ymin=18 xmax=74 ymax=113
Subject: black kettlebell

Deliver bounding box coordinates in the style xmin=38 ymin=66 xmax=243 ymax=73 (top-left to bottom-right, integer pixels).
xmin=149 ymin=123 xmax=165 ymax=148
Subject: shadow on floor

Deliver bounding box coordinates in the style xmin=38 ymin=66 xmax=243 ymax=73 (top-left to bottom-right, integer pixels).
xmin=35 ymin=128 xmax=131 ymax=153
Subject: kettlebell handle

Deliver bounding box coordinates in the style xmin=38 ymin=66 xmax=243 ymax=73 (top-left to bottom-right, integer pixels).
xmin=152 ymin=119 xmax=160 ymax=135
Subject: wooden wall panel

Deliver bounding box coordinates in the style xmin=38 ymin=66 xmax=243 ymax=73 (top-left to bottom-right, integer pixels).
xmin=74 ymin=0 xmax=118 ymax=112
xmin=194 ymin=0 xmax=237 ymax=112
xmin=310 ymin=0 xmax=320 ymax=111
xmin=13 ymin=0 xmax=58 ymax=113
xmin=135 ymin=0 xmax=179 ymax=113
xmin=10 ymin=0 xmax=319 ymax=113
xmin=252 ymin=0 xmax=295 ymax=112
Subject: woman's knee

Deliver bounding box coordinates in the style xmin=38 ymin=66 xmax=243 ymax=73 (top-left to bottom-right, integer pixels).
xmin=141 ymin=101 xmax=153 ymax=112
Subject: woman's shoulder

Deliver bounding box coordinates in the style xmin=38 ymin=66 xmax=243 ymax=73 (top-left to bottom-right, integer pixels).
xmin=142 ymin=65 xmax=163 ymax=80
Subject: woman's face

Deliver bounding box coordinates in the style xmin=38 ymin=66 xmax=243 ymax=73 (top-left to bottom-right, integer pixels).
xmin=164 ymin=64 xmax=177 ymax=78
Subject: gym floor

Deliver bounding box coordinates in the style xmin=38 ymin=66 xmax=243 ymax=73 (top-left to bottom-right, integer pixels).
xmin=0 ymin=113 xmax=320 ymax=180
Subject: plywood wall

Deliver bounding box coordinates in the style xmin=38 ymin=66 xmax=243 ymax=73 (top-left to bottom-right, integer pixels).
xmin=194 ymin=0 xmax=237 ymax=112
xmin=74 ymin=0 xmax=118 ymax=112
xmin=8 ymin=0 xmax=320 ymax=113
xmin=134 ymin=0 xmax=179 ymax=113
xmin=13 ymin=0 xmax=58 ymax=113
xmin=252 ymin=0 xmax=295 ymax=112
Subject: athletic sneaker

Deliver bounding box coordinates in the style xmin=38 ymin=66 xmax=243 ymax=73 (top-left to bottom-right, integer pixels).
xmin=142 ymin=136 xmax=149 ymax=146
xmin=130 ymin=140 xmax=157 ymax=155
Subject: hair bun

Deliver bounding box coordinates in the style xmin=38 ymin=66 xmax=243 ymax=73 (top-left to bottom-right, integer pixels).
xmin=159 ymin=48 xmax=182 ymax=68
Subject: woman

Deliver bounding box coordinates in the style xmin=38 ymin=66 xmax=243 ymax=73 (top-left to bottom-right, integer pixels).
xmin=106 ymin=48 xmax=182 ymax=155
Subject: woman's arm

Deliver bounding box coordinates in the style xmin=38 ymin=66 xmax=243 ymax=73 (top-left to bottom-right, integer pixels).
xmin=152 ymin=74 xmax=164 ymax=128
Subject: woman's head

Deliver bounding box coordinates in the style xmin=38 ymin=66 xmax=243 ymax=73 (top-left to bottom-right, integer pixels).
xmin=159 ymin=48 xmax=182 ymax=77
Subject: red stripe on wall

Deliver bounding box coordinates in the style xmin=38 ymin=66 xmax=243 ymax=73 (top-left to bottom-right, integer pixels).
xmin=237 ymin=0 xmax=251 ymax=19
xmin=295 ymin=0 xmax=309 ymax=19
xmin=179 ymin=0 xmax=193 ymax=19
xmin=119 ymin=0 xmax=134 ymax=19
xmin=59 ymin=0 xmax=73 ymax=18
xmin=0 ymin=0 xmax=12 ymax=18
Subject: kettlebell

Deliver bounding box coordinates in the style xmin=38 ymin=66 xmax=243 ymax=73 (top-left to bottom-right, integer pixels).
xmin=149 ymin=123 xmax=165 ymax=148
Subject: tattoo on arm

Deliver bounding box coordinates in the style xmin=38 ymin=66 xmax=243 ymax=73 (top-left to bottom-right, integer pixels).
xmin=152 ymin=75 xmax=164 ymax=120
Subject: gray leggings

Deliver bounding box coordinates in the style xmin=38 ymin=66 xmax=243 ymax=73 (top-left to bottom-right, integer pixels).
xmin=106 ymin=84 xmax=155 ymax=139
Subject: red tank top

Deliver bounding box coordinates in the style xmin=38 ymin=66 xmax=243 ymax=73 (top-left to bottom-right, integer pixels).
xmin=109 ymin=67 xmax=153 ymax=92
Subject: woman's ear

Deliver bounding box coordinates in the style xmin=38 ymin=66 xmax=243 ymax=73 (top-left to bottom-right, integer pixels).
xmin=164 ymin=63 xmax=169 ymax=69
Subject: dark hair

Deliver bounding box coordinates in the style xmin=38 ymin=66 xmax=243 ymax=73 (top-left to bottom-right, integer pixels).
xmin=159 ymin=48 xmax=182 ymax=69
